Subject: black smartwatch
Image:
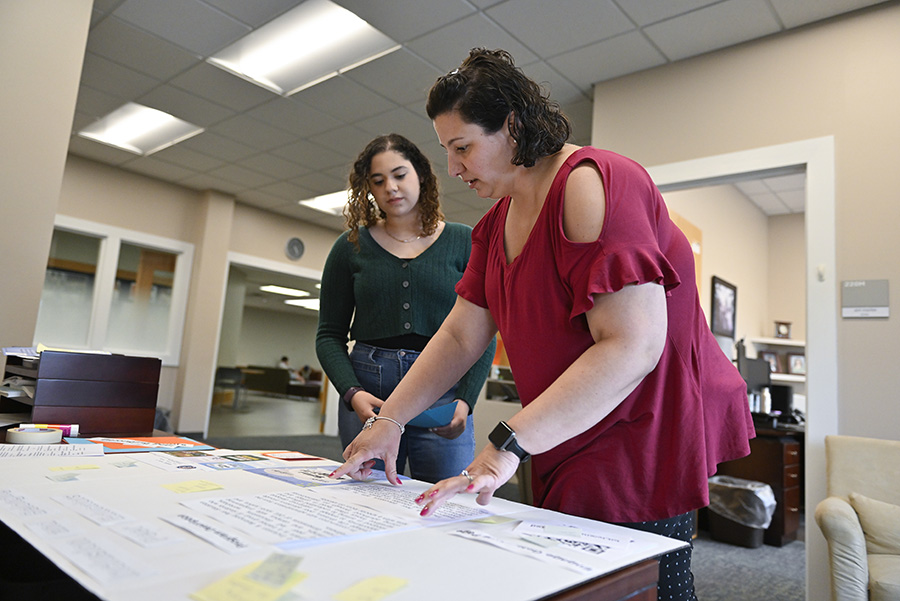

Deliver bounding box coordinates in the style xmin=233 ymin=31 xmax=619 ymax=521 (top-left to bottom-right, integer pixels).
xmin=489 ymin=421 xmax=530 ymax=462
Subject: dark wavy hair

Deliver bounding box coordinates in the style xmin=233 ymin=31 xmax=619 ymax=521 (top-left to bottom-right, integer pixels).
xmin=344 ymin=133 xmax=443 ymax=249
xmin=426 ymin=48 xmax=571 ymax=168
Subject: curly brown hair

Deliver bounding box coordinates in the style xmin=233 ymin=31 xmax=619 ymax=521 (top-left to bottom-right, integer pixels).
xmin=344 ymin=134 xmax=443 ymax=249
xmin=426 ymin=48 xmax=571 ymax=168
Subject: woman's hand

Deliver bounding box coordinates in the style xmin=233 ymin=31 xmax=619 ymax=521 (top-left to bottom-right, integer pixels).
xmin=330 ymin=418 xmax=404 ymax=484
xmin=413 ymin=445 xmax=521 ymax=516
xmin=350 ymin=390 xmax=385 ymax=423
xmin=429 ymin=400 xmax=469 ymax=439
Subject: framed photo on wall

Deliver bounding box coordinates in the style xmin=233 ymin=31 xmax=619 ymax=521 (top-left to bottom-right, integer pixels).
xmin=710 ymin=276 xmax=737 ymax=338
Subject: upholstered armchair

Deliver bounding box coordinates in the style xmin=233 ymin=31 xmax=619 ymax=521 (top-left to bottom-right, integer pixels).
xmin=815 ymin=435 xmax=900 ymax=601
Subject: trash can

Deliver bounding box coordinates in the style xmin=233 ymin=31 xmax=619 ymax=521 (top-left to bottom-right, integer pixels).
xmin=707 ymin=475 xmax=777 ymax=548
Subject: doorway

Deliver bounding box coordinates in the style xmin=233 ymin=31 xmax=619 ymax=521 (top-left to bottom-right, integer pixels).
xmin=647 ymin=136 xmax=837 ymax=601
xmin=208 ymin=253 xmax=324 ymax=439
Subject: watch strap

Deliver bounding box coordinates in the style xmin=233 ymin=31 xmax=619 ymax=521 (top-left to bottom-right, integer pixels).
xmin=342 ymin=386 xmax=364 ymax=411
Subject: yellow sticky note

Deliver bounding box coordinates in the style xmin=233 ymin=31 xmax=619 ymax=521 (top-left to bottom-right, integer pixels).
xmin=162 ymin=480 xmax=223 ymax=494
xmin=49 ymin=464 xmax=101 ymax=471
xmin=333 ymin=576 xmax=407 ymax=601
xmin=191 ymin=559 xmax=306 ymax=601
xmin=471 ymin=515 xmax=516 ymax=525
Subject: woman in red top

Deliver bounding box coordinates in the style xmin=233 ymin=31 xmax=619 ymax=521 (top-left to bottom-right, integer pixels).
xmin=332 ymin=48 xmax=754 ymax=601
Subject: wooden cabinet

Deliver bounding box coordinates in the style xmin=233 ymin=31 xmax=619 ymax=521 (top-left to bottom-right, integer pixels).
xmin=716 ymin=429 xmax=803 ymax=546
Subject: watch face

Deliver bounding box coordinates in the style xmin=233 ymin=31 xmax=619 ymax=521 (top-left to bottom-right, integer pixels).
xmin=489 ymin=422 xmax=513 ymax=449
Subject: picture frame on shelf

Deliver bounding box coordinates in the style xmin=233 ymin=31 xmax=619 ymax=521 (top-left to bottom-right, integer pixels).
xmin=710 ymin=276 xmax=737 ymax=339
xmin=759 ymin=350 xmax=781 ymax=373
xmin=788 ymin=353 xmax=806 ymax=375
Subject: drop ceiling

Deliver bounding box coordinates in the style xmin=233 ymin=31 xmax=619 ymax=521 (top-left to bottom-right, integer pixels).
xmin=72 ymin=0 xmax=885 ymax=230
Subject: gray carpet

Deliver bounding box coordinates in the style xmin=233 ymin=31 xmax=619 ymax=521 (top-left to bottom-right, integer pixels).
xmin=201 ymin=433 xmax=806 ymax=600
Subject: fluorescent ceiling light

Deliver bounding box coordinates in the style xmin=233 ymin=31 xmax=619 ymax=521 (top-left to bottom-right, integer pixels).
xmin=77 ymin=103 xmax=203 ymax=155
xmin=207 ymin=0 xmax=399 ymax=96
xmin=260 ymin=285 xmax=310 ymax=297
xmin=299 ymin=189 xmax=349 ymax=216
xmin=285 ymin=298 xmax=320 ymax=311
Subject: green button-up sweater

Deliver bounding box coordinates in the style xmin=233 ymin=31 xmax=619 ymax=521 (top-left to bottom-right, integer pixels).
xmin=315 ymin=223 xmax=495 ymax=412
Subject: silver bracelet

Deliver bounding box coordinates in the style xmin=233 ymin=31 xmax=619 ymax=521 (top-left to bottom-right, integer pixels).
xmin=363 ymin=415 xmax=405 ymax=434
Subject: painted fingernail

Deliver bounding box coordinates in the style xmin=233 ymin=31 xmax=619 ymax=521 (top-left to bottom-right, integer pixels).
xmin=467 ymin=484 xmax=475 ymax=491
xmin=328 ymin=471 xmax=336 ymax=478
xmin=414 ymin=494 xmax=424 ymax=503
xmin=428 ymin=489 xmax=439 ymax=498
xmin=420 ymin=506 xmax=429 ymax=516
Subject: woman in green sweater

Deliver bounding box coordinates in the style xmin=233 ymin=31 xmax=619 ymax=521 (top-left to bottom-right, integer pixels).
xmin=316 ymin=133 xmax=495 ymax=483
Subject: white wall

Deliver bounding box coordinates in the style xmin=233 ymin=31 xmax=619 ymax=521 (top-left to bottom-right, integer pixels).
xmin=237 ymin=306 xmax=320 ymax=370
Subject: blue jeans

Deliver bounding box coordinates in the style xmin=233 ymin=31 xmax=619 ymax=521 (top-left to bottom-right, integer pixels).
xmin=338 ymin=342 xmax=475 ymax=484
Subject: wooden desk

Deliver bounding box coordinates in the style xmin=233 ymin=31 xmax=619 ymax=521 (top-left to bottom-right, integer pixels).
xmin=716 ymin=425 xmax=804 ymax=546
xmin=0 ymin=447 xmax=680 ymax=601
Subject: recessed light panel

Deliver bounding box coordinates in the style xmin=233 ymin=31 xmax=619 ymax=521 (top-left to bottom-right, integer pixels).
xmin=77 ymin=103 xmax=204 ymax=155
xmin=207 ymin=0 xmax=399 ymax=96
xmin=299 ymin=189 xmax=350 ymax=216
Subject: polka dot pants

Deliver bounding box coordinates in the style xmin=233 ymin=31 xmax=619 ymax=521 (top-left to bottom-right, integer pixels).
xmin=616 ymin=512 xmax=697 ymax=601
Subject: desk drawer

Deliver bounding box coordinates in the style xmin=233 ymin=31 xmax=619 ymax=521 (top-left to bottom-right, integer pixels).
xmin=783 ymin=441 xmax=800 ymax=466
xmin=783 ymin=463 xmax=801 ymax=489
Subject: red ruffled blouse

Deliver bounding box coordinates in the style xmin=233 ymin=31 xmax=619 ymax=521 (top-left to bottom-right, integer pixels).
xmin=456 ymin=147 xmax=754 ymax=522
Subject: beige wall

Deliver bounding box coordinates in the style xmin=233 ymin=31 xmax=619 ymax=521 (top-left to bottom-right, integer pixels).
xmin=592 ymin=5 xmax=900 ymax=599
xmin=664 ymin=184 xmax=771 ymax=347
xmin=0 ymin=0 xmax=92 ymax=345
xmin=55 ymin=155 xmax=340 ymax=432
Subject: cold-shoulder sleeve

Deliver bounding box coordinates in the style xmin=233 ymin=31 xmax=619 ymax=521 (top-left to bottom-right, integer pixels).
xmin=552 ymin=150 xmax=682 ymax=324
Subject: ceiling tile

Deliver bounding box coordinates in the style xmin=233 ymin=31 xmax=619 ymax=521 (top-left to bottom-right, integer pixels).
xmin=644 ymin=0 xmax=782 ymax=62
xmin=290 ymin=76 xmax=397 ymax=123
xmin=548 ymin=32 xmax=666 ymax=88
xmin=80 ymin=53 xmax=160 ymax=100
xmin=242 ymin=153 xmax=308 ymax=180
xmin=153 ymin=145 xmax=226 ymax=172
xmin=778 ymin=189 xmax=806 ymax=212
xmin=334 ymin=0 xmax=475 ymax=44
xmin=273 ymin=140 xmax=347 ymax=172
xmin=487 ymin=0 xmax=633 ymax=58
xmin=207 ymin=164 xmax=277 ymax=189
xmin=519 ymin=60 xmax=587 ymax=105
xmin=138 ymin=85 xmax=235 ymax=127
xmin=87 ymin=17 xmax=200 ymax=80
xmin=122 ymin=156 xmax=199 ymax=182
xmin=113 ymin=0 xmax=250 ymax=56
xmin=748 ymin=193 xmax=790 ymax=215
xmin=308 ymin=125 xmax=377 ymax=158
xmin=203 ymin=0 xmax=304 ymax=27
xmin=769 ymin=0 xmax=887 ymax=28
xmin=68 ymin=136 xmax=135 ymax=166
xmin=169 ymin=62 xmax=274 ymax=112
xmin=764 ymin=173 xmax=806 ymax=191
xmin=615 ymin=0 xmax=722 ymax=27
xmin=405 ymin=13 xmax=538 ymax=72
xmin=247 ymin=98 xmax=343 ymax=137
xmin=292 ymin=170 xmax=348 ymax=196
xmin=343 ymin=49 xmax=443 ymax=106
xmin=179 ymin=172 xmax=244 ymax=195
xmin=74 ymin=85 xmax=126 ymax=120
xmin=179 ymin=131 xmax=259 ymax=162
xmin=207 ymin=114 xmax=298 ymax=151
xmin=354 ymin=107 xmax=435 ymax=146
xmin=257 ymin=181 xmax=315 ymax=202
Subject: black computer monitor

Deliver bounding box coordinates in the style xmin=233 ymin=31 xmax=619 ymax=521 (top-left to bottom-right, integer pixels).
xmin=737 ymin=356 xmax=771 ymax=394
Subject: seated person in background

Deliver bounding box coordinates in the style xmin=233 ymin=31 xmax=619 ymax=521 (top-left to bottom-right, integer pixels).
xmin=277 ymin=356 xmax=305 ymax=383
